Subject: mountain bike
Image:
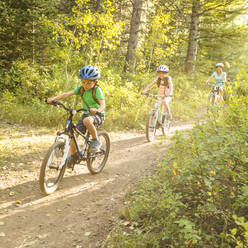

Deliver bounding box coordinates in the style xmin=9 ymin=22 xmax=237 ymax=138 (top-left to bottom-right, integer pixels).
xmin=145 ymin=93 xmax=172 ymax=142
xmin=208 ymin=83 xmax=223 ymax=105
xmin=39 ymin=100 xmax=110 ymax=195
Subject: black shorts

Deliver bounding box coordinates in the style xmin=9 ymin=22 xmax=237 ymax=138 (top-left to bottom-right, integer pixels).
xmin=76 ymin=114 xmax=105 ymax=134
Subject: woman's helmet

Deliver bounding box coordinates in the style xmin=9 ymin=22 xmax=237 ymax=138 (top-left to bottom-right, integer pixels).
xmin=216 ymin=63 xmax=224 ymax=68
xmin=78 ymin=65 xmax=101 ymax=80
xmin=157 ymin=65 xmax=169 ymax=72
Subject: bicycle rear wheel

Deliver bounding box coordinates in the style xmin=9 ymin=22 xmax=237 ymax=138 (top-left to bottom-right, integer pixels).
xmin=87 ymin=131 xmax=110 ymax=174
xmin=146 ymin=110 xmax=157 ymax=142
xmin=39 ymin=141 xmax=67 ymax=195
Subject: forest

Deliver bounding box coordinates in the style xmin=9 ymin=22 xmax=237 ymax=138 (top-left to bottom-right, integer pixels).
xmin=1 ymin=0 xmax=248 ymax=129
xmin=1 ymin=0 xmax=248 ymax=247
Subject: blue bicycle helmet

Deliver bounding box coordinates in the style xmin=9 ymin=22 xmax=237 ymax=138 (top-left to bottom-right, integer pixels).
xmin=78 ymin=65 xmax=101 ymax=80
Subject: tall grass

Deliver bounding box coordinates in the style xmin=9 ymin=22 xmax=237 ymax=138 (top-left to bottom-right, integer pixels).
xmin=0 ymin=63 xmax=209 ymax=130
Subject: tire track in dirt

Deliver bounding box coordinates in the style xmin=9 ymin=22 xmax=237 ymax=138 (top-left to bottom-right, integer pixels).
xmin=0 ymin=122 xmax=192 ymax=248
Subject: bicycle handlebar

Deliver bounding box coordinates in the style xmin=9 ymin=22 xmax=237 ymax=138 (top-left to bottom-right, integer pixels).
xmin=48 ymin=100 xmax=101 ymax=115
xmin=144 ymin=93 xmax=173 ymax=98
xmin=207 ymin=82 xmax=224 ymax=86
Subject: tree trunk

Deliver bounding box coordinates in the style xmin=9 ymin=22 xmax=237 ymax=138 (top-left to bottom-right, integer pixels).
xmin=124 ymin=0 xmax=144 ymax=72
xmin=95 ymin=0 xmax=102 ymax=11
xmin=184 ymin=0 xmax=200 ymax=73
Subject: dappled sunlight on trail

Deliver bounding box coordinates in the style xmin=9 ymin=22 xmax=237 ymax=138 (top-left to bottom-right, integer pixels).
xmin=0 ymin=178 xmax=115 ymax=219
xmin=0 ymin=120 xmax=193 ymax=248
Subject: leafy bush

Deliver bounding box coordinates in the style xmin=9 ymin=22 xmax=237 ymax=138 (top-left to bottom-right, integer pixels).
xmin=106 ymin=77 xmax=248 ymax=247
xmin=1 ymin=60 xmax=67 ymax=102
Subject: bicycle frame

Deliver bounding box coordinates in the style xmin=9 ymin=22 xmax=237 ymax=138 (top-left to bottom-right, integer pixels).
xmin=148 ymin=94 xmax=169 ymax=125
xmin=55 ymin=125 xmax=90 ymax=170
xmin=209 ymin=85 xmax=221 ymax=105
xmin=49 ymin=101 xmax=92 ymax=170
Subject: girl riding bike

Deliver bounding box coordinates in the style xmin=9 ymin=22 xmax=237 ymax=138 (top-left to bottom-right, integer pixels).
xmin=142 ymin=65 xmax=173 ymax=120
xmin=206 ymin=63 xmax=227 ymax=104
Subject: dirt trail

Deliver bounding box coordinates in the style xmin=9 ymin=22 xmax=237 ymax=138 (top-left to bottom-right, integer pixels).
xmin=0 ymin=121 xmax=193 ymax=248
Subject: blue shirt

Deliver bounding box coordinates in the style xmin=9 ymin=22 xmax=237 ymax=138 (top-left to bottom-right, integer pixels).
xmin=213 ymin=72 xmax=226 ymax=83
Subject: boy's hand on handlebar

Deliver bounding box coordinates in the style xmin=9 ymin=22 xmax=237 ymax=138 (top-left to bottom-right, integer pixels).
xmin=46 ymin=99 xmax=60 ymax=106
xmin=90 ymin=108 xmax=98 ymax=115
xmin=46 ymin=98 xmax=54 ymax=104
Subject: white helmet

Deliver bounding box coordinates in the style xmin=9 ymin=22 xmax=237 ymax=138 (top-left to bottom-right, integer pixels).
xmin=157 ymin=65 xmax=169 ymax=72
xmin=216 ymin=63 xmax=224 ymax=68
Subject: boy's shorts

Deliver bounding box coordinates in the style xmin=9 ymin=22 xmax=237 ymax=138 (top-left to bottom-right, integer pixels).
xmin=76 ymin=114 xmax=105 ymax=134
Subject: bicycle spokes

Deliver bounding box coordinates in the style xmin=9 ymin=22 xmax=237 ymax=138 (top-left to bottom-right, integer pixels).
xmin=39 ymin=141 xmax=67 ymax=195
xmin=146 ymin=110 xmax=157 ymax=142
xmin=87 ymin=131 xmax=110 ymax=174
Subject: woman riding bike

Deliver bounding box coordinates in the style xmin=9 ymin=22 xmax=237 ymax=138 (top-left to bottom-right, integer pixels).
xmin=142 ymin=65 xmax=173 ymax=120
xmin=206 ymin=63 xmax=227 ymax=104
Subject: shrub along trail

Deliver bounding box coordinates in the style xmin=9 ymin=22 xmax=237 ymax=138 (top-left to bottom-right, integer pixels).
xmin=0 ymin=120 xmax=193 ymax=248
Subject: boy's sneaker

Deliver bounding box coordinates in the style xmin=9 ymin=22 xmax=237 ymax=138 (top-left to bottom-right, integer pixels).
xmin=90 ymin=139 xmax=101 ymax=153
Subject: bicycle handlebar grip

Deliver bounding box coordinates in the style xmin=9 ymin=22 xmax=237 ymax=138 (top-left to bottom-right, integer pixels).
xmin=51 ymin=100 xmax=60 ymax=106
xmin=45 ymin=99 xmax=57 ymax=105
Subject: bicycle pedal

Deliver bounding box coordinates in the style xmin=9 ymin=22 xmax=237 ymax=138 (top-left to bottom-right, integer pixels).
xmin=156 ymin=123 xmax=161 ymax=129
xmin=49 ymin=165 xmax=59 ymax=170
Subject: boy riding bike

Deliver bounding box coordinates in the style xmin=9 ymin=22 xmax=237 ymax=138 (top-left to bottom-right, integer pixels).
xmin=206 ymin=63 xmax=227 ymax=104
xmin=47 ymin=65 xmax=105 ymax=167
xmin=141 ymin=65 xmax=173 ymax=120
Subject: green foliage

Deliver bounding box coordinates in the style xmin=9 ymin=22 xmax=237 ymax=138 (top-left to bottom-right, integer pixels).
xmin=140 ymin=9 xmax=181 ymax=70
xmin=107 ymin=72 xmax=248 ymax=247
xmin=0 ymin=63 xmax=207 ymax=129
xmin=0 ymin=92 xmax=65 ymax=128
xmin=44 ymin=0 xmax=123 ymax=66
xmin=0 ymin=0 xmax=57 ymax=69
xmin=1 ymin=0 xmax=247 ymax=131
xmin=1 ymin=61 xmax=65 ymax=102
xmin=226 ymin=215 xmax=248 ymax=247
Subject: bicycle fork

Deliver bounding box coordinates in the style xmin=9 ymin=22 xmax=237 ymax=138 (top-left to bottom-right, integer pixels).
xmin=55 ymin=135 xmax=71 ymax=170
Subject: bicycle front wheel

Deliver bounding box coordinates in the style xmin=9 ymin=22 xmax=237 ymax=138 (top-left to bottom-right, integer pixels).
xmin=146 ymin=110 xmax=157 ymax=142
xmin=39 ymin=141 xmax=67 ymax=195
xmin=87 ymin=131 xmax=110 ymax=174
xmin=209 ymin=93 xmax=217 ymax=105
xmin=161 ymin=116 xmax=171 ymax=135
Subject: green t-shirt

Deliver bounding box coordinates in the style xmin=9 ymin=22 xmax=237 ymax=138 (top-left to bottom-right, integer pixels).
xmin=73 ymin=86 xmax=105 ymax=115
